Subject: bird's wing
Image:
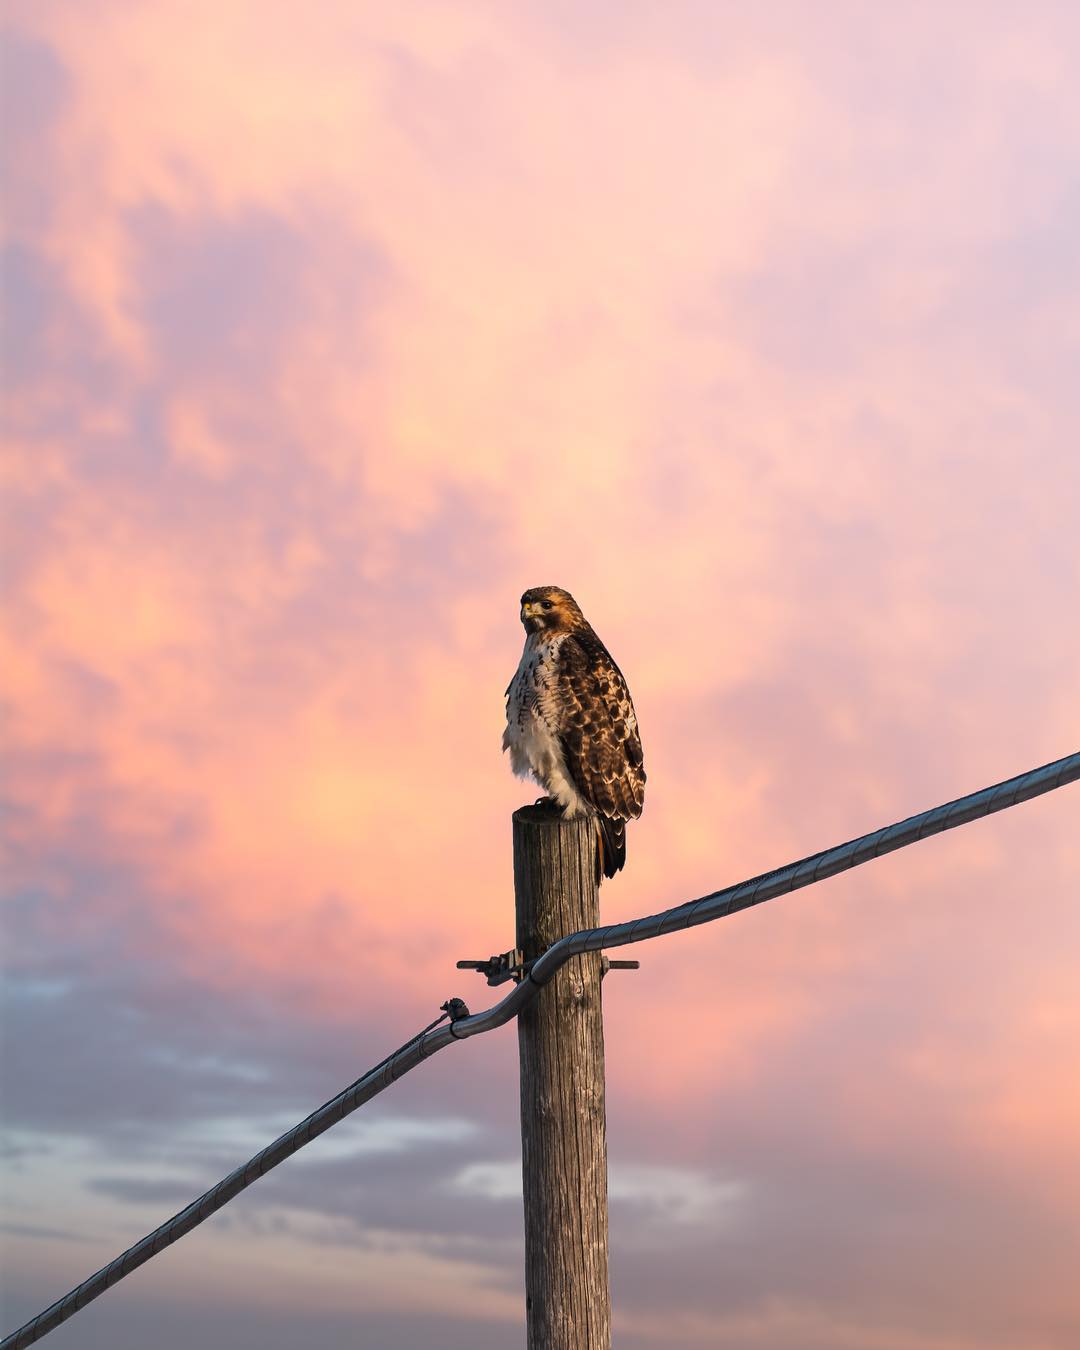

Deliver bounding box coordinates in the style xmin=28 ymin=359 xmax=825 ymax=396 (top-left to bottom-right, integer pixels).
xmin=555 ymin=632 xmax=645 ymax=821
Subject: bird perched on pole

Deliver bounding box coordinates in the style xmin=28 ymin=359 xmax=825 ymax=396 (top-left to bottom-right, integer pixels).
xmin=503 ymin=586 xmax=645 ymax=879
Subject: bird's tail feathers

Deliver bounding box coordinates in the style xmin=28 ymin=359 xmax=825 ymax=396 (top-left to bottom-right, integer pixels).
xmin=596 ymin=815 xmax=626 ymax=882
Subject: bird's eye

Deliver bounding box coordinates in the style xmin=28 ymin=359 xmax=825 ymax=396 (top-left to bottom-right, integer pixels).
xmin=540 ymin=600 xmax=554 ymax=610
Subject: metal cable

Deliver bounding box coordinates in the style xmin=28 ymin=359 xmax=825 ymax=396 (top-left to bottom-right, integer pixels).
xmin=5 ymin=750 xmax=1078 ymax=1350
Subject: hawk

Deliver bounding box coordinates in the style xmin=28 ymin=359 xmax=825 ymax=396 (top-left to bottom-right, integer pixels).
xmin=503 ymin=586 xmax=645 ymax=879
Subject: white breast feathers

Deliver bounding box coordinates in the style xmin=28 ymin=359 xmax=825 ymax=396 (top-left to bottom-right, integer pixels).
xmin=502 ymin=633 xmax=588 ymax=817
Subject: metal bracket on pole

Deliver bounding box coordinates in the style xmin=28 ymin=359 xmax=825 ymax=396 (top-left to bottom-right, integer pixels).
xmin=457 ymin=948 xmax=640 ymax=985
xmin=600 ymin=956 xmax=640 ymax=976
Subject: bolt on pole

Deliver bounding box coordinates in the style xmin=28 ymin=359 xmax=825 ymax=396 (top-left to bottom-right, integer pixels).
xmin=514 ymin=803 xmax=612 ymax=1350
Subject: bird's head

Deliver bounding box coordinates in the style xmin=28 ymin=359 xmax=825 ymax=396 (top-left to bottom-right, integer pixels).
xmin=519 ymin=586 xmax=586 ymax=635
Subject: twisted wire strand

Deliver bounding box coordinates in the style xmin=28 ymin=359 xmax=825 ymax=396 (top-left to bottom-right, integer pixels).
xmin=5 ymin=751 xmax=1078 ymax=1350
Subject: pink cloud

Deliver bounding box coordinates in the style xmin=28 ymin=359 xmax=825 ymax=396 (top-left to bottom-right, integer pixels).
xmin=3 ymin=3 xmax=1079 ymax=1346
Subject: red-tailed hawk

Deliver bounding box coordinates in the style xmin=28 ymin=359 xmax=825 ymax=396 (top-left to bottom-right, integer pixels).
xmin=503 ymin=586 xmax=645 ymax=879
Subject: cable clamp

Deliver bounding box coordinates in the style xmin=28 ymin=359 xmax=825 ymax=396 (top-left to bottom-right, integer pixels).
xmin=456 ymin=948 xmax=526 ymax=985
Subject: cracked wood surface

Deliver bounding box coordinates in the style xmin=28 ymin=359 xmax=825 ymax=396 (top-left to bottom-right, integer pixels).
xmin=514 ymin=804 xmax=611 ymax=1350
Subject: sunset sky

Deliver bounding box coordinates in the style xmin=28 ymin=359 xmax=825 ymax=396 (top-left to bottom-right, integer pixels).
xmin=2 ymin=2 xmax=1079 ymax=1347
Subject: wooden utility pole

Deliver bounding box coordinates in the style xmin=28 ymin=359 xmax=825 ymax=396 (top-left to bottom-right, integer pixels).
xmin=513 ymin=803 xmax=611 ymax=1350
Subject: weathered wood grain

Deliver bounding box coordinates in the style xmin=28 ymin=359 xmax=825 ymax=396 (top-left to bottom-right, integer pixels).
xmin=514 ymin=804 xmax=610 ymax=1350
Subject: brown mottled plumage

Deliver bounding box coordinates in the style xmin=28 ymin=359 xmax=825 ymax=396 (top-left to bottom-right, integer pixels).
xmin=503 ymin=586 xmax=645 ymax=879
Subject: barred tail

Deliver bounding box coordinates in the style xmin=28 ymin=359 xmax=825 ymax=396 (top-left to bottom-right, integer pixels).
xmin=596 ymin=815 xmax=627 ymax=882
